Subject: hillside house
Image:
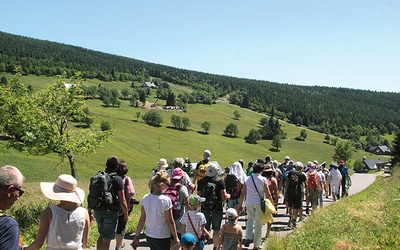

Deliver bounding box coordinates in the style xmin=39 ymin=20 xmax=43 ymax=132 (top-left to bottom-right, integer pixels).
xmin=363 ymin=158 xmax=385 ymax=172
xmin=141 ymin=82 xmax=158 ymax=88
xmin=368 ymin=145 xmax=391 ymax=155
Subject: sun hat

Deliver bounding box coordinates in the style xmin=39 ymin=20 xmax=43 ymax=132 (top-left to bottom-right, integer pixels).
xmin=181 ymin=233 xmax=196 ymax=246
xmin=294 ymin=161 xmax=304 ymax=170
xmin=203 ymin=150 xmax=211 ymax=160
xmin=226 ymin=208 xmax=238 ymax=219
xmin=206 ymin=162 xmax=218 ymax=177
xmin=172 ymin=168 xmax=183 ymax=180
xmin=40 ymin=174 xmax=85 ymax=204
xmin=158 ymin=158 xmax=168 ymax=168
xmin=188 ymin=194 xmax=206 ymax=206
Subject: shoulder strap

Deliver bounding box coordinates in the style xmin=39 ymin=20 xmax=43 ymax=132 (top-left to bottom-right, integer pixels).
xmin=187 ymin=213 xmax=201 ymax=241
xmin=251 ymin=175 xmax=263 ymax=199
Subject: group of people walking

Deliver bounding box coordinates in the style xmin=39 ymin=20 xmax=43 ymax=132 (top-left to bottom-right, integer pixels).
xmin=0 ymin=151 xmax=351 ymax=250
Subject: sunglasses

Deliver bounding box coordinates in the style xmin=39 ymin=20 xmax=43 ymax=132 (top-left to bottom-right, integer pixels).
xmin=12 ymin=185 xmax=25 ymax=197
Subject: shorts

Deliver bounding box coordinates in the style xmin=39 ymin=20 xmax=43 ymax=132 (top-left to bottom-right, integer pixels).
xmin=116 ymin=214 xmax=127 ymax=235
xmin=227 ymin=198 xmax=240 ymax=209
xmin=202 ymin=209 xmax=223 ymax=231
xmin=146 ymin=235 xmax=171 ymax=250
xmin=287 ymin=194 xmax=302 ymax=210
xmin=307 ymin=189 xmax=319 ymax=205
xmin=94 ymin=210 xmax=118 ymax=240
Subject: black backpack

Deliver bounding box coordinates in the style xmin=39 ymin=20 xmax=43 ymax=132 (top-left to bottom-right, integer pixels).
xmin=88 ymin=171 xmax=118 ymax=210
xmin=201 ymin=177 xmax=219 ymax=210
xmin=287 ymin=170 xmax=300 ymax=195
xmin=225 ymin=174 xmax=241 ymax=199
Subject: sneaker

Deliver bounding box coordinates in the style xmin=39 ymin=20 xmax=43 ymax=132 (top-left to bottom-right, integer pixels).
xmin=244 ymin=239 xmax=251 ymax=247
xmin=213 ymin=247 xmax=218 ymax=250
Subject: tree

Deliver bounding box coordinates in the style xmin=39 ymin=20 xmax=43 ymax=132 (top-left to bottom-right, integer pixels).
xmin=335 ymin=141 xmax=354 ymax=163
xmin=142 ymin=110 xmax=163 ymax=127
xmin=300 ymin=129 xmax=308 ymax=141
xmin=272 ymin=135 xmax=282 ymax=151
xmin=135 ymin=111 xmax=141 ymax=122
xmin=100 ymin=121 xmax=111 ymax=131
xmin=224 ymin=123 xmax=239 ymax=137
xmin=245 ymin=129 xmax=261 ymax=144
xmin=181 ymin=117 xmax=190 ymax=130
xmin=233 ymin=110 xmax=241 ymax=120
xmin=0 ymin=71 xmax=111 ymax=178
xmin=171 ymin=115 xmax=182 ymax=129
xmin=201 ymin=121 xmax=211 ymax=134
xmin=391 ymin=130 xmax=400 ymax=166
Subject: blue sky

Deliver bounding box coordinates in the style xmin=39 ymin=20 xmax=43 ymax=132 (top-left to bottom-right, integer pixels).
xmin=2 ymin=1 xmax=399 ymax=92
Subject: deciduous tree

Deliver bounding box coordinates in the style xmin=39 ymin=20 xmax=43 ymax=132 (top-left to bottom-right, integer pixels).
xmin=0 ymin=71 xmax=111 ymax=177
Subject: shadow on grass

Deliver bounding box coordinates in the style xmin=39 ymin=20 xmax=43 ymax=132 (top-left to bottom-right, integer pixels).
xmin=269 ymin=148 xmax=280 ymax=152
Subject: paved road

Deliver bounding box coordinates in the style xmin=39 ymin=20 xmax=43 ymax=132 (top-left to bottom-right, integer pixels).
xmin=91 ymin=173 xmax=376 ymax=250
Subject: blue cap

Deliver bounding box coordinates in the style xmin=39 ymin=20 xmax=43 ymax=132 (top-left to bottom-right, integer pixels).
xmin=181 ymin=233 xmax=196 ymax=245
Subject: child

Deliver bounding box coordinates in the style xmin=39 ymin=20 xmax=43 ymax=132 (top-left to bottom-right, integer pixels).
xmin=180 ymin=194 xmax=210 ymax=250
xmin=181 ymin=233 xmax=196 ymax=250
xmin=25 ymin=174 xmax=90 ymax=250
xmin=219 ymin=208 xmax=243 ymax=250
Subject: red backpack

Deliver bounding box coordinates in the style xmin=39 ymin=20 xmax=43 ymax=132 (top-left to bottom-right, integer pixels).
xmin=307 ymin=171 xmax=318 ymax=190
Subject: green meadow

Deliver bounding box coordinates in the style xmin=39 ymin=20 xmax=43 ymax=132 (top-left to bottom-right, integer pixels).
xmin=0 ymin=74 xmax=392 ymax=247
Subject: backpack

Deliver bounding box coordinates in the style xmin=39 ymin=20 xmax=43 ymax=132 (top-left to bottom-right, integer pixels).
xmin=225 ymin=174 xmax=241 ymax=199
xmin=164 ymin=184 xmax=182 ymax=220
xmin=196 ymin=161 xmax=209 ymax=181
xmin=88 ymin=171 xmax=118 ymax=210
xmin=287 ymin=171 xmax=300 ymax=195
xmin=307 ymin=171 xmax=319 ymax=190
xmin=201 ymin=177 xmax=219 ymax=210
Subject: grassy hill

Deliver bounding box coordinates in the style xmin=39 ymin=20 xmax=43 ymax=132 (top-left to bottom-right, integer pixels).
xmin=0 ymin=74 xmax=379 ymax=182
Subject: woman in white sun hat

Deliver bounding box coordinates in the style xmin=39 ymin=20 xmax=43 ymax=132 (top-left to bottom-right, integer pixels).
xmin=24 ymin=174 xmax=90 ymax=250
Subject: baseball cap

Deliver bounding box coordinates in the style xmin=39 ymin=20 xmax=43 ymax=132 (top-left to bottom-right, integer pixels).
xmin=188 ymin=194 xmax=206 ymax=206
xmin=284 ymin=156 xmax=290 ymax=160
xmin=172 ymin=168 xmax=183 ymax=180
xmin=340 ymin=160 xmax=345 ymax=165
xmin=181 ymin=233 xmax=196 ymax=246
xmin=206 ymin=162 xmax=218 ymax=177
xmin=226 ymin=208 xmax=238 ymax=219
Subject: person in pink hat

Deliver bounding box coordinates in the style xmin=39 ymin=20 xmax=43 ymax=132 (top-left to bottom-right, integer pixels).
xmin=25 ymin=174 xmax=90 ymax=250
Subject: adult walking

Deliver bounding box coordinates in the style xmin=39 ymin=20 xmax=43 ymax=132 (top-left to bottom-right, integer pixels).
xmin=0 ymin=165 xmax=25 ymax=250
xmin=89 ymin=156 xmax=129 ymax=250
xmin=239 ymin=162 xmax=273 ymax=250
xmin=197 ymin=163 xmax=230 ymax=250
xmin=328 ymin=162 xmax=342 ymax=201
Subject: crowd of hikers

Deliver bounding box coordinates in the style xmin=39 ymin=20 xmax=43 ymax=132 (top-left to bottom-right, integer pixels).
xmin=0 ymin=150 xmax=352 ymax=250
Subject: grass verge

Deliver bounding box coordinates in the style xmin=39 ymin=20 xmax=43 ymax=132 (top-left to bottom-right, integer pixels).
xmin=265 ymin=170 xmax=400 ymax=250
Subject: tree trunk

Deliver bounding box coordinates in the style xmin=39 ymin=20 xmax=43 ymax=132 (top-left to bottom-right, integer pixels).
xmin=68 ymin=151 xmax=76 ymax=178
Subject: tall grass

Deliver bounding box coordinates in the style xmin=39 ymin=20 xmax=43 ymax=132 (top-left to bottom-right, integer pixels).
xmin=265 ymin=169 xmax=400 ymax=249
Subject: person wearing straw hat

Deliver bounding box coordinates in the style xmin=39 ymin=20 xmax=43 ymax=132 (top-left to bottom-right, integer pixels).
xmin=24 ymin=174 xmax=90 ymax=250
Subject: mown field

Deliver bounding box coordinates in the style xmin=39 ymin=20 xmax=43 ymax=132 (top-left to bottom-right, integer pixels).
xmin=0 ymin=74 xmax=393 ymax=248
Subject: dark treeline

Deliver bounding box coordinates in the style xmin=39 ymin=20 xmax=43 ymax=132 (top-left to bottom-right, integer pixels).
xmin=1 ymin=31 xmax=399 ymax=147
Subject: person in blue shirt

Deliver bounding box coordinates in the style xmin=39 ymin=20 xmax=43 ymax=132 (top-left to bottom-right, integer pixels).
xmin=338 ymin=160 xmax=349 ymax=199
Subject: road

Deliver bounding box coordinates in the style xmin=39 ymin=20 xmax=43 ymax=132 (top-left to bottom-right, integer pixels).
xmin=90 ymin=173 xmax=377 ymax=250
